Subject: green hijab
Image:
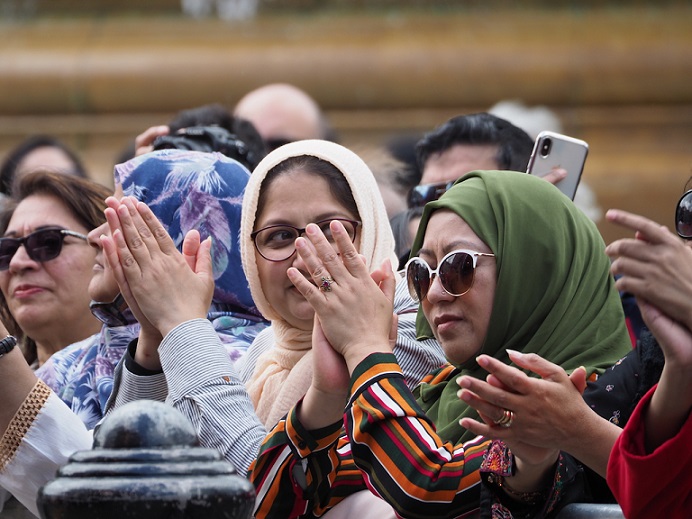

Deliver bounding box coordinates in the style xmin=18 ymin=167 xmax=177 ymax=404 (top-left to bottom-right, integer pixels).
xmin=411 ymin=170 xmax=632 ymax=444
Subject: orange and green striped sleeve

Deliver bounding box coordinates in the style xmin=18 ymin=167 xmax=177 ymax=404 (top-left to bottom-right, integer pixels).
xmin=346 ymin=352 xmax=491 ymax=519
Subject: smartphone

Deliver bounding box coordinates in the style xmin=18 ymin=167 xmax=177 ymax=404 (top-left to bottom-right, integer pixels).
xmin=526 ymin=131 xmax=589 ymax=200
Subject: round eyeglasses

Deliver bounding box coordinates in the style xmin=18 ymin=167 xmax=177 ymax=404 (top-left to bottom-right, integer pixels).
xmin=251 ymin=218 xmax=361 ymax=262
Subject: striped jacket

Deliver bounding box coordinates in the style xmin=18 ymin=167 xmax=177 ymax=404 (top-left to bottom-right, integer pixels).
xmin=250 ymin=353 xmax=491 ymax=518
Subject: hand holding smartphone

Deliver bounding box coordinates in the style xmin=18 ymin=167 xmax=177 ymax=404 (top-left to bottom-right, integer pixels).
xmin=526 ymin=131 xmax=589 ymax=200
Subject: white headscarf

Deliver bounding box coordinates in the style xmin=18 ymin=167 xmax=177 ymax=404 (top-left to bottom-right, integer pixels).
xmin=240 ymin=139 xmax=398 ymax=427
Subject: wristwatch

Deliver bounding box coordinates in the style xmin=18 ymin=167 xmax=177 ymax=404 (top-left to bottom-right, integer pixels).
xmin=0 ymin=335 xmax=17 ymax=359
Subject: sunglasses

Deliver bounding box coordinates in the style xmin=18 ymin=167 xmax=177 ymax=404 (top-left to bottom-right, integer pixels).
xmin=405 ymin=249 xmax=495 ymax=302
xmin=251 ymin=218 xmax=360 ymax=262
xmin=407 ymin=181 xmax=456 ymax=208
xmin=0 ymin=228 xmax=88 ymax=271
xmin=90 ymin=294 xmax=130 ymax=327
xmin=675 ymin=190 xmax=692 ymax=239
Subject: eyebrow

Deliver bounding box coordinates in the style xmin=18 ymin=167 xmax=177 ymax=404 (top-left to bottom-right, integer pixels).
xmin=256 ymin=213 xmax=357 ymax=229
xmin=3 ymin=225 xmax=66 ymax=239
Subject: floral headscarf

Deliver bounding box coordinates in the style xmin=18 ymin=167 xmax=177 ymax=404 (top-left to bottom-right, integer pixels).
xmin=37 ymin=150 xmax=267 ymax=429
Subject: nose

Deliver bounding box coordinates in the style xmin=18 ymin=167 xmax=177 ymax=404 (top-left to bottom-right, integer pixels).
xmin=7 ymin=242 xmax=39 ymax=273
xmin=425 ymin=273 xmax=454 ymax=303
xmin=87 ymin=222 xmax=108 ymax=250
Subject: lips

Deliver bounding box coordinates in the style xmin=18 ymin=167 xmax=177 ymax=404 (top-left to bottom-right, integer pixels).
xmin=12 ymin=284 xmax=46 ymax=298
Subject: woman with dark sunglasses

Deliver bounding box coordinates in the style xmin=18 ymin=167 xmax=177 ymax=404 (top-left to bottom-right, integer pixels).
xmin=0 ymin=171 xmax=110 ymax=368
xmin=248 ymin=170 xmax=632 ymax=518
xmin=0 ymin=150 xmax=269 ymax=516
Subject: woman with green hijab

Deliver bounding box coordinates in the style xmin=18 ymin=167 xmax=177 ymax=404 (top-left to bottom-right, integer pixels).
xmin=249 ymin=170 xmax=632 ymax=518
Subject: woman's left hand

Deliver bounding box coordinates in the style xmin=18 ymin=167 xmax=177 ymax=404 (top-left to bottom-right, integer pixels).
xmin=287 ymin=221 xmax=396 ymax=373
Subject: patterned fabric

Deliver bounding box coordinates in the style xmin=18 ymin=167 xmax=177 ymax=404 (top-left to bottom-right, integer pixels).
xmin=410 ymin=170 xmax=633 ymax=444
xmin=36 ymin=150 xmax=268 ymax=428
xmin=250 ymin=353 xmax=489 ymax=519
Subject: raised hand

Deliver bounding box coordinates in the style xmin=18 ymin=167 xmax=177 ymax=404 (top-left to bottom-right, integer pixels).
xmin=287 ymin=220 xmax=395 ymax=373
xmin=134 ymin=125 xmax=170 ymax=156
xmin=101 ymin=196 xmax=214 ymax=338
xmin=458 ymin=351 xmax=619 ymax=477
xmin=605 ymin=209 xmax=692 ymax=330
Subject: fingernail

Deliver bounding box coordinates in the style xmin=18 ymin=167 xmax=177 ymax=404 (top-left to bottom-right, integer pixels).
xmin=476 ymin=355 xmax=489 ymax=367
xmin=507 ymin=349 xmax=522 ymax=359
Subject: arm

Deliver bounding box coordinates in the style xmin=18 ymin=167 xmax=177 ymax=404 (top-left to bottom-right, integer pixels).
xmin=1 ymin=374 xmax=93 ymax=516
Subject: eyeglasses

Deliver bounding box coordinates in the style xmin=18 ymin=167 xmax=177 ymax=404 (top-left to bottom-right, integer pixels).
xmin=90 ymin=293 xmax=130 ymax=327
xmin=251 ymin=218 xmax=360 ymax=262
xmin=0 ymin=228 xmax=88 ymax=271
xmin=405 ymin=249 xmax=495 ymax=302
xmin=675 ymin=190 xmax=692 ymax=239
xmin=407 ymin=181 xmax=456 ymax=208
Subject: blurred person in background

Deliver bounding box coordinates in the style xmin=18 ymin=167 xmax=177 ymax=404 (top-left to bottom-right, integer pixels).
xmin=389 ymin=113 xmax=536 ymax=267
xmin=117 ymin=102 xmax=267 ymax=171
xmin=0 ymin=171 xmax=108 ymax=368
xmin=234 ymin=83 xmax=338 ymax=151
xmin=0 ymin=135 xmax=89 ymax=199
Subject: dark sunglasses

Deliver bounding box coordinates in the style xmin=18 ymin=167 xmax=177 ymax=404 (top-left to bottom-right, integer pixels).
xmin=675 ymin=190 xmax=692 ymax=239
xmin=0 ymin=228 xmax=88 ymax=271
xmin=251 ymin=218 xmax=360 ymax=262
xmin=90 ymin=294 xmax=130 ymax=327
xmin=405 ymin=249 xmax=495 ymax=302
xmin=407 ymin=181 xmax=456 ymax=208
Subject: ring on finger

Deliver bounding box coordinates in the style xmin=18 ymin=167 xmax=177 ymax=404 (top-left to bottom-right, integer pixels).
xmin=493 ymin=409 xmax=514 ymax=428
xmin=319 ymin=275 xmax=335 ymax=292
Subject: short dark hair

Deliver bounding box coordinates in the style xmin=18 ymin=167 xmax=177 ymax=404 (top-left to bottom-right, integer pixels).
xmin=168 ymin=103 xmax=267 ymax=171
xmin=0 ymin=170 xmax=110 ymax=365
xmin=0 ymin=135 xmax=88 ymax=195
xmin=416 ymin=113 xmax=534 ymax=181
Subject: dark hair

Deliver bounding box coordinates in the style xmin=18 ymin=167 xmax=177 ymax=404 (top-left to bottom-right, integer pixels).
xmin=0 ymin=170 xmax=110 ymax=365
xmin=415 ymin=113 xmax=534 ymax=182
xmin=168 ymin=104 xmax=267 ymax=171
xmin=0 ymin=135 xmax=88 ymax=196
xmin=256 ymin=155 xmax=359 ymax=224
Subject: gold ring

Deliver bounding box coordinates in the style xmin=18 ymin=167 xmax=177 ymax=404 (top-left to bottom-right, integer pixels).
xmin=494 ymin=409 xmax=514 ymax=428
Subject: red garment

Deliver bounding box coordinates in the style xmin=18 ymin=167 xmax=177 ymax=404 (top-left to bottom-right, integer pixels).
xmin=607 ymin=384 xmax=692 ymax=519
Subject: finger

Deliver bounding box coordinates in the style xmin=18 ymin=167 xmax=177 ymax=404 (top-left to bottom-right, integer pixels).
xmin=505 ymin=350 xmax=568 ymax=382
xmin=459 ymin=416 xmax=509 ymax=440
xmin=329 ymin=220 xmax=370 ymax=277
xmin=182 ymin=230 xmax=202 ymax=271
xmin=287 ymin=265 xmax=321 ymax=303
xmin=473 ymin=354 xmax=534 ymax=394
xmin=457 ymin=386 xmax=511 ymax=424
xmin=568 ymin=366 xmax=588 ymax=394
xmin=134 ymin=125 xmax=169 ymax=155
xmin=136 ymin=201 xmax=179 ymax=256
xmin=541 ymin=167 xmax=567 ymax=186
xmin=294 ymin=235 xmax=336 ymax=288
xmin=302 ymin=223 xmax=350 ymax=281
xmin=194 ymin=236 xmax=214 ymax=279
xmin=101 ymin=232 xmax=128 ymax=293
xmin=606 ymin=238 xmax=662 ymax=265
xmin=116 ymin=197 xmax=154 ymax=267
xmin=605 ymin=209 xmax=678 ymax=245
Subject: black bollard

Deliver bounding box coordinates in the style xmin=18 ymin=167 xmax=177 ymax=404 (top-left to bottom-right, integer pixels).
xmin=37 ymin=400 xmax=256 ymax=519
